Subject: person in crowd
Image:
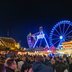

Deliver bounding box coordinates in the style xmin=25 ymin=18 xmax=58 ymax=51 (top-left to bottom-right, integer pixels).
xmin=0 ymin=63 xmax=6 ymax=72
xmin=44 ymin=55 xmax=52 ymax=66
xmin=51 ymin=58 xmax=56 ymax=72
xmin=21 ymin=62 xmax=33 ymax=72
xmin=62 ymin=57 xmax=69 ymax=70
xmin=5 ymin=58 xmax=11 ymax=66
xmin=0 ymin=55 xmax=6 ymax=72
xmin=18 ymin=56 xmax=26 ymax=71
xmin=55 ymin=56 xmax=59 ymax=65
xmin=32 ymin=55 xmax=53 ymax=72
xmin=55 ymin=57 xmax=69 ymax=72
xmin=6 ymin=58 xmax=17 ymax=72
xmin=0 ymin=58 xmax=6 ymax=72
xmin=69 ymin=57 xmax=72 ymax=72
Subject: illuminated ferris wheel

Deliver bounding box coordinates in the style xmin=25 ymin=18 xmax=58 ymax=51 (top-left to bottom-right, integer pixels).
xmin=49 ymin=20 xmax=72 ymax=49
xmin=27 ymin=27 xmax=49 ymax=48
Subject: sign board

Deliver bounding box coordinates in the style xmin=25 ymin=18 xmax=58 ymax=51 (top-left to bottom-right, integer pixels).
xmin=62 ymin=41 xmax=72 ymax=49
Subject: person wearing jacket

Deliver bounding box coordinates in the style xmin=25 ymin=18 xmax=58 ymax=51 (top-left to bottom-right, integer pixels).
xmin=6 ymin=58 xmax=17 ymax=72
xmin=32 ymin=55 xmax=53 ymax=72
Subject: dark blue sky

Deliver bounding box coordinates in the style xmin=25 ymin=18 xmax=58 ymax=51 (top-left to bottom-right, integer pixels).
xmin=0 ymin=1 xmax=72 ymax=47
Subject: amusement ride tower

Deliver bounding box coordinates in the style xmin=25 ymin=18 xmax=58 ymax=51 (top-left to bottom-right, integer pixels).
xmin=27 ymin=26 xmax=49 ymax=49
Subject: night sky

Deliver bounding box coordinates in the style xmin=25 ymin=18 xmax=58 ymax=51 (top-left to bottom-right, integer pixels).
xmin=0 ymin=1 xmax=72 ymax=47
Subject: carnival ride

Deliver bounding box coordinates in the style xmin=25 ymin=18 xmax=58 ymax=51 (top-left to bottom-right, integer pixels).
xmin=27 ymin=20 xmax=72 ymax=50
xmin=49 ymin=20 xmax=72 ymax=49
xmin=27 ymin=27 xmax=49 ymax=48
xmin=0 ymin=37 xmax=20 ymax=50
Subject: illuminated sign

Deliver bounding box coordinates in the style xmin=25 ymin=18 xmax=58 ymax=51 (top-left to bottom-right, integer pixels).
xmin=37 ymin=34 xmax=45 ymax=39
xmin=62 ymin=41 xmax=72 ymax=49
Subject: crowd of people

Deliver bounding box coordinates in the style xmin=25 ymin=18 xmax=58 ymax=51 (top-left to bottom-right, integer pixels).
xmin=0 ymin=52 xmax=72 ymax=72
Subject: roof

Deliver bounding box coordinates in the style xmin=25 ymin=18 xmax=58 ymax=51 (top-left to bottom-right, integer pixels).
xmin=0 ymin=37 xmax=16 ymax=44
xmin=62 ymin=41 xmax=72 ymax=45
xmin=0 ymin=37 xmax=18 ymax=50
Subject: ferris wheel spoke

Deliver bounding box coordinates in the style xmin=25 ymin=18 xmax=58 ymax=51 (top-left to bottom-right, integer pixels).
xmin=52 ymin=34 xmax=60 ymax=37
xmin=63 ymin=23 xmax=65 ymax=34
xmin=64 ymin=24 xmax=71 ymax=35
xmin=50 ymin=20 xmax=72 ymax=48
xmin=59 ymin=24 xmax=62 ymax=34
xmin=53 ymin=40 xmax=60 ymax=46
xmin=51 ymin=38 xmax=59 ymax=40
xmin=55 ymin=28 xmax=61 ymax=35
xmin=65 ymin=30 xmax=72 ymax=36
xmin=66 ymin=36 xmax=72 ymax=38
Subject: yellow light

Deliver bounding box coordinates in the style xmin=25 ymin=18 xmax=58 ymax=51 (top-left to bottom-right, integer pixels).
xmin=15 ymin=43 xmax=20 ymax=48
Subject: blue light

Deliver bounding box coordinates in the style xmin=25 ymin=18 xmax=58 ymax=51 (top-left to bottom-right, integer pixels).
xmin=49 ymin=20 xmax=72 ymax=48
xmin=37 ymin=34 xmax=45 ymax=39
xmin=59 ymin=36 xmax=63 ymax=40
xmin=32 ymin=27 xmax=49 ymax=48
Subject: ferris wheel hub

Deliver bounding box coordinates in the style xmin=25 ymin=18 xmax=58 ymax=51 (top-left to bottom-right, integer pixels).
xmin=59 ymin=36 xmax=63 ymax=40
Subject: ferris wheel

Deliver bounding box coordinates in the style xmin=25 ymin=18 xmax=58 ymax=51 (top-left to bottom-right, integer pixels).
xmin=27 ymin=27 xmax=49 ymax=48
xmin=49 ymin=20 xmax=72 ymax=49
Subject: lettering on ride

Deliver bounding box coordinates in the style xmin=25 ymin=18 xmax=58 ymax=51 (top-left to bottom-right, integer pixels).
xmin=37 ymin=34 xmax=45 ymax=39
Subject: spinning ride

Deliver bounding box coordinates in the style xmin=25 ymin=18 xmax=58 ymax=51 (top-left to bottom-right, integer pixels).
xmin=27 ymin=27 xmax=49 ymax=48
